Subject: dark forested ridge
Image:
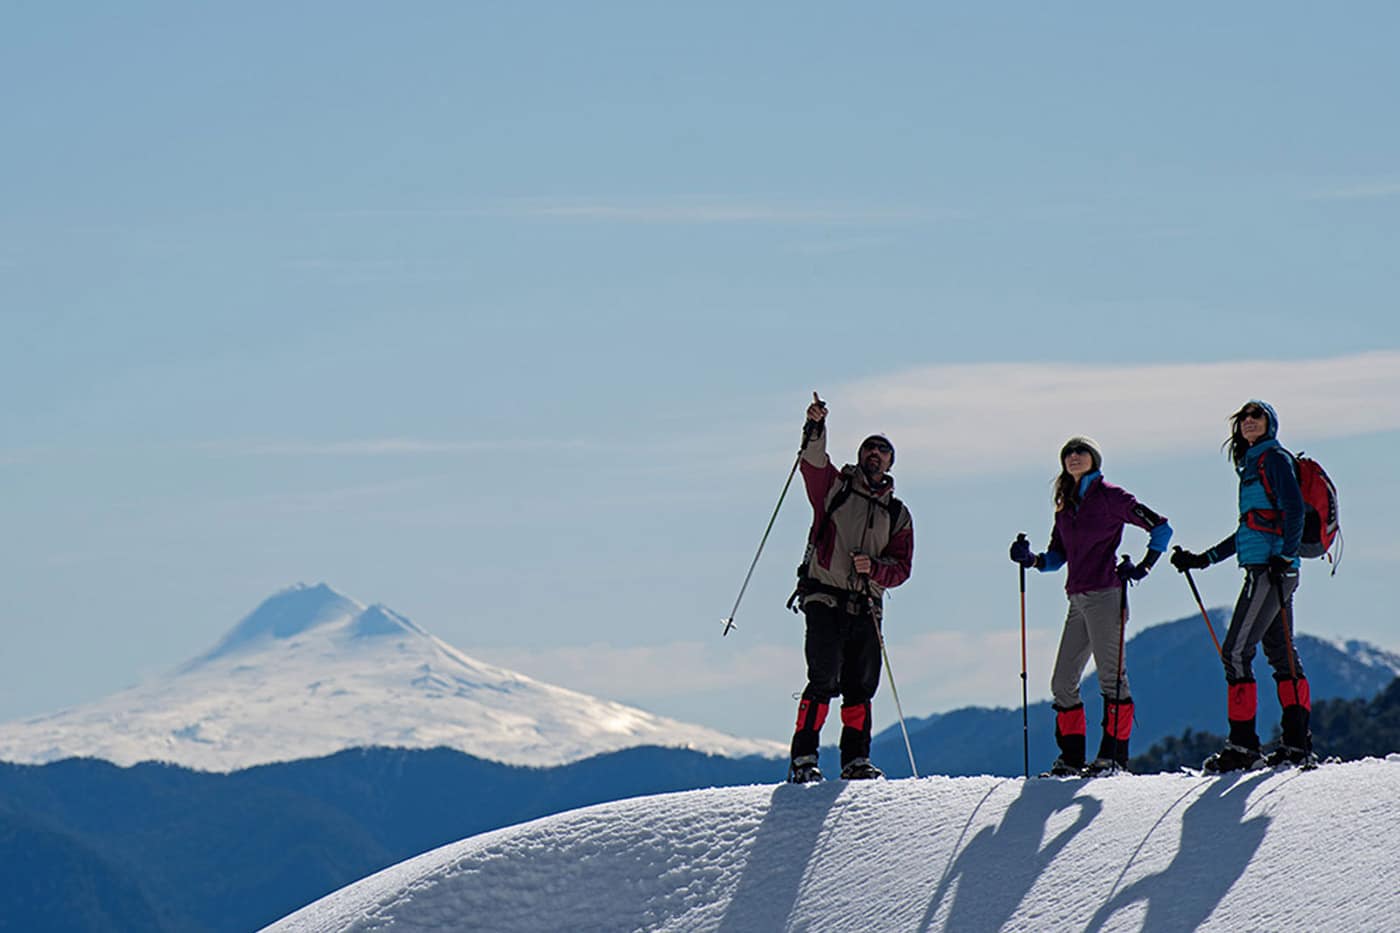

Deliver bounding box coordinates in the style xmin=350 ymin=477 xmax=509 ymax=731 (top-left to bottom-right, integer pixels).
xmin=0 ymin=747 xmax=783 ymax=933
xmin=1131 ymin=675 xmax=1400 ymax=773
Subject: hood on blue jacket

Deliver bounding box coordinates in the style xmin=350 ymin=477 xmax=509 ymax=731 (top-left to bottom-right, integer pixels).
xmin=1243 ymin=399 xmax=1279 ymax=439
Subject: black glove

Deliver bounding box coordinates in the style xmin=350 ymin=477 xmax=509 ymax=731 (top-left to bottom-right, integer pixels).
xmin=1268 ymin=554 xmax=1298 ymax=581
xmin=802 ymin=393 xmax=827 ymax=444
xmin=1171 ymin=547 xmax=1211 ymax=573
xmin=1116 ymin=555 xmax=1149 ymax=582
xmin=1009 ymin=537 xmax=1037 ymax=568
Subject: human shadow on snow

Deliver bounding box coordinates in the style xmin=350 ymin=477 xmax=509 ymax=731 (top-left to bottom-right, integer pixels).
xmin=919 ymin=778 xmax=1103 ymax=932
xmin=714 ymin=781 xmax=845 ymax=933
xmin=1084 ymin=772 xmax=1272 ymax=932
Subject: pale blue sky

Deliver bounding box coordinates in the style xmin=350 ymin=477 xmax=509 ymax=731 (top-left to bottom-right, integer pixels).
xmin=3 ymin=4 xmax=1397 ymax=745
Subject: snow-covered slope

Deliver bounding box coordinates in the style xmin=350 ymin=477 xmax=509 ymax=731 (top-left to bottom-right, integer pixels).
xmin=271 ymin=757 xmax=1400 ymax=933
xmin=0 ymin=583 xmax=784 ymax=771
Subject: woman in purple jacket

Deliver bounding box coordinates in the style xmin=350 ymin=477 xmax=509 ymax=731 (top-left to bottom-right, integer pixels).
xmin=1010 ymin=436 xmax=1172 ymax=775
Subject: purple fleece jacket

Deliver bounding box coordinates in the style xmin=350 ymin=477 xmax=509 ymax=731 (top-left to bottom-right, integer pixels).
xmin=1042 ymin=474 xmax=1163 ymax=595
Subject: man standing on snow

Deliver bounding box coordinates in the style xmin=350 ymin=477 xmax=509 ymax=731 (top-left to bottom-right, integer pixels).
xmin=787 ymin=393 xmax=914 ymax=783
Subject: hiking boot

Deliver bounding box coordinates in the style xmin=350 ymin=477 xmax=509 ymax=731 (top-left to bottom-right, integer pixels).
xmin=788 ymin=755 xmax=823 ymax=784
xmin=1085 ymin=757 xmax=1129 ymax=777
xmin=1202 ymin=742 xmax=1267 ymax=774
xmin=1265 ymin=745 xmax=1319 ymax=769
xmin=1044 ymin=756 xmax=1086 ymax=777
xmin=839 ymin=758 xmax=884 ymax=780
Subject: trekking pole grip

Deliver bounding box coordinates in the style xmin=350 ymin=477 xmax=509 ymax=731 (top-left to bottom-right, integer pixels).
xmin=801 ymin=393 xmax=827 ymax=448
xmin=1016 ymin=533 xmax=1028 ymax=593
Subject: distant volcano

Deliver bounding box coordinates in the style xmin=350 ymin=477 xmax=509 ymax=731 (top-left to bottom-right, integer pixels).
xmin=0 ymin=583 xmax=785 ymax=771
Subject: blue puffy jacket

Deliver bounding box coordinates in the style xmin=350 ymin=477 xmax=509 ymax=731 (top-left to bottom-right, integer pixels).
xmin=1205 ymin=401 xmax=1305 ymax=568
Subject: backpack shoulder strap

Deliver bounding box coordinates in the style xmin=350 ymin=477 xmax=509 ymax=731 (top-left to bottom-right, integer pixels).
xmin=812 ymin=476 xmax=904 ymax=546
xmin=1257 ymin=446 xmax=1295 ymax=506
xmin=810 ymin=475 xmax=855 ymax=544
xmin=886 ymin=495 xmax=907 ymax=533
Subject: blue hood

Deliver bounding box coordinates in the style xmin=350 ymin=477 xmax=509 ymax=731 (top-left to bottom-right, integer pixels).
xmin=1246 ymin=399 xmax=1279 ymax=440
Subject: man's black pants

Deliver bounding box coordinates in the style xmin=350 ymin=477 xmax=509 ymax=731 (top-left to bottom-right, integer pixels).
xmin=789 ymin=598 xmax=883 ymax=767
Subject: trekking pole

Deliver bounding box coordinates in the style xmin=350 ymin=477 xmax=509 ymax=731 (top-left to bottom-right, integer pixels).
xmin=1113 ymin=570 xmax=1130 ymax=766
xmin=1272 ymin=569 xmax=1303 ymax=691
xmin=721 ymin=395 xmax=824 ymax=636
xmin=1016 ymin=532 xmax=1029 ymax=779
xmin=877 ymin=625 xmax=919 ymax=779
xmin=863 ymin=579 xmax=919 ymax=778
xmin=1175 ymin=547 xmax=1223 ymax=658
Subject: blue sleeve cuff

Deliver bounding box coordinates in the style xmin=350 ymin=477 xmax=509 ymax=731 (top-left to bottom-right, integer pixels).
xmin=1148 ymin=521 xmax=1173 ymax=553
xmin=1040 ymin=550 xmax=1066 ymax=572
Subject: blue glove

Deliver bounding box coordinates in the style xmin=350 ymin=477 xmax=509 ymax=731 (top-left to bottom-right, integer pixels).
xmin=1009 ymin=537 xmax=1037 ymax=568
xmin=1116 ymin=555 xmax=1149 ymax=582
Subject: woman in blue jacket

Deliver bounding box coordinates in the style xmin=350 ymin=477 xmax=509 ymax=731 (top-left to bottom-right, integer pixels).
xmin=1171 ymin=400 xmax=1315 ymax=772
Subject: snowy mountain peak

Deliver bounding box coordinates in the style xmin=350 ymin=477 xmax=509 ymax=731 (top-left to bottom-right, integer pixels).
xmin=347 ymin=604 xmax=426 ymax=640
xmin=192 ymin=582 xmax=363 ymax=665
xmin=1341 ymin=638 xmax=1400 ymax=678
xmin=0 ymin=584 xmax=784 ymax=771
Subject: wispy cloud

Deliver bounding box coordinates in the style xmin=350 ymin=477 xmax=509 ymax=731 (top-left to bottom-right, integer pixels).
xmin=0 ymin=447 xmax=45 ymax=467
xmin=786 ymin=350 xmax=1400 ymax=479
xmin=201 ymin=438 xmax=586 ymax=458
xmin=784 ymin=236 xmax=893 ymax=256
xmin=494 ymin=197 xmax=933 ymax=225
xmin=197 ymin=477 xmax=443 ymax=516
xmin=279 ymin=258 xmax=469 ymax=284
xmin=328 ymin=197 xmax=941 ymax=226
xmin=485 ymin=641 xmax=797 ymax=699
xmin=1305 ymin=181 xmax=1400 ymax=202
xmin=483 ymin=628 xmax=1060 ymax=715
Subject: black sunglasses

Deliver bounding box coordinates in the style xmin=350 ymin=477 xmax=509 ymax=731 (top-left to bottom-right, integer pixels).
xmin=1240 ymin=407 xmax=1267 ymax=421
xmin=1063 ymin=445 xmax=1093 ymax=457
xmin=861 ymin=441 xmax=892 ymax=454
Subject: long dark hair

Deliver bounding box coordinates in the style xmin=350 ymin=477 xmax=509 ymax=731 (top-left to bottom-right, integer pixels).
xmin=1222 ymin=402 xmax=1263 ymax=467
xmin=1053 ymin=438 xmax=1099 ymax=511
xmin=1053 ymin=470 xmax=1079 ymax=512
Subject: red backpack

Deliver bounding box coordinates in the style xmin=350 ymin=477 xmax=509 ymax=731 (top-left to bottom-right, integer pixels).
xmin=1260 ymin=451 xmax=1342 ymax=569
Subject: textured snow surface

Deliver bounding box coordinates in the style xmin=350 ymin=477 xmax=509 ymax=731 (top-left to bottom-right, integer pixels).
xmin=270 ymin=756 xmax=1400 ymax=933
xmin=0 ymin=584 xmax=783 ymax=770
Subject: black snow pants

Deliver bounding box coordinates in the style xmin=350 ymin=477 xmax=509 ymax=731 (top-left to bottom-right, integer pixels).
xmin=790 ymin=596 xmax=883 ymax=767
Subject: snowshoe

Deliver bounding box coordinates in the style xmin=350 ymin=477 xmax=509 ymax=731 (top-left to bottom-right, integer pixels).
xmin=788 ymin=756 xmax=823 ymax=784
xmin=1202 ymin=742 xmax=1267 ymax=774
xmin=1085 ymin=757 xmax=1129 ymax=777
xmin=1040 ymin=756 xmax=1086 ymax=778
xmin=1266 ymin=745 xmax=1320 ymax=770
xmin=839 ymin=758 xmax=884 ymax=780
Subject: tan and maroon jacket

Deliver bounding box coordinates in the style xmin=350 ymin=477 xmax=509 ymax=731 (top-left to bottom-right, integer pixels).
xmin=799 ymin=426 xmax=914 ymax=605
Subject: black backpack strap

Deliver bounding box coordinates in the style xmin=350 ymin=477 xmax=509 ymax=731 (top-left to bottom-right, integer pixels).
xmin=789 ymin=477 xmax=854 ymax=611
xmin=886 ymin=495 xmax=906 ymax=533
xmin=809 ymin=476 xmax=855 ymax=553
xmin=789 ymin=481 xmax=906 ymax=612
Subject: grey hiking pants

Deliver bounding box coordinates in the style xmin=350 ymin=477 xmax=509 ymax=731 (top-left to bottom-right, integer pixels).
xmin=1221 ymin=567 xmax=1303 ymax=683
xmin=1051 ymin=586 xmax=1130 ymax=708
